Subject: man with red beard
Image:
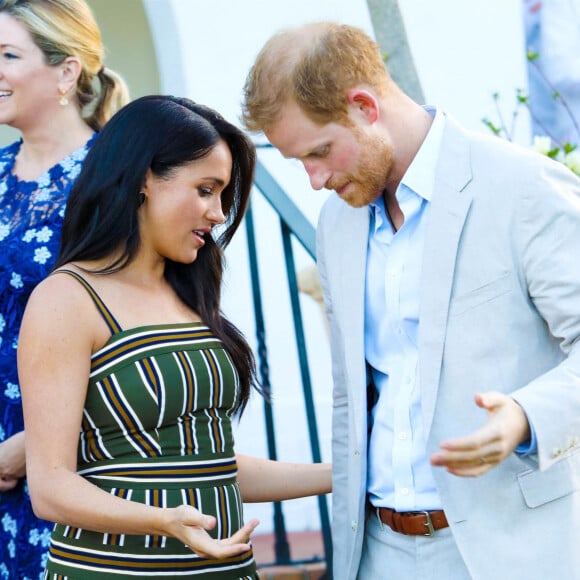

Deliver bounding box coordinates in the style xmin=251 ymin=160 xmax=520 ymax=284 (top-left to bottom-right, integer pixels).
xmin=242 ymin=21 xmax=580 ymax=580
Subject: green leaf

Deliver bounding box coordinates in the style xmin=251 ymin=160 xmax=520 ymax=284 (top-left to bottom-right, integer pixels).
xmin=526 ymin=50 xmax=539 ymax=61
xmin=481 ymin=118 xmax=500 ymax=135
xmin=563 ymin=143 xmax=577 ymax=154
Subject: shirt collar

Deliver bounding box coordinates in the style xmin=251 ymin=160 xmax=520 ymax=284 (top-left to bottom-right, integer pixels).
xmin=368 ymin=106 xmax=445 ymax=232
xmin=399 ymin=106 xmax=445 ymax=203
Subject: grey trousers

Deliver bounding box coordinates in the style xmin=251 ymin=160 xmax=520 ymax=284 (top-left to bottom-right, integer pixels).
xmin=357 ymin=509 xmax=472 ymax=579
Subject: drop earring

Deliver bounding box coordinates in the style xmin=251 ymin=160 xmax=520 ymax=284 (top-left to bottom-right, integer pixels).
xmin=59 ymin=89 xmax=69 ymax=107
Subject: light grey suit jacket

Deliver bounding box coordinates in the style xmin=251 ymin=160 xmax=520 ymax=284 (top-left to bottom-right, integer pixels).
xmin=316 ymin=117 xmax=580 ymax=580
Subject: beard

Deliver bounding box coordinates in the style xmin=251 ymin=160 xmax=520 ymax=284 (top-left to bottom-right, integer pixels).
xmin=330 ymin=129 xmax=393 ymax=208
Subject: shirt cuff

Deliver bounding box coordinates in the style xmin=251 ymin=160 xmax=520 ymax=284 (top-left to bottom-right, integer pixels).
xmin=515 ymin=424 xmax=538 ymax=455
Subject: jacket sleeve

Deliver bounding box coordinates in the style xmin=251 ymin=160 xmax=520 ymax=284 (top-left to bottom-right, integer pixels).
xmin=510 ymin=159 xmax=580 ymax=470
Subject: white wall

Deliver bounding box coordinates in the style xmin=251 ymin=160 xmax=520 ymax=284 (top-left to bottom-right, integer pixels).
xmin=143 ymin=0 xmax=529 ymax=533
xmin=399 ymin=0 xmax=530 ymax=142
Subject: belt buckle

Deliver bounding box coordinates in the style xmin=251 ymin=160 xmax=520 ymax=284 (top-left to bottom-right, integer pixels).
xmin=418 ymin=511 xmax=435 ymax=536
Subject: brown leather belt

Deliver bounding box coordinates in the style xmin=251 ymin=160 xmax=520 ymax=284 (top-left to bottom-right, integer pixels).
xmin=375 ymin=507 xmax=449 ymax=536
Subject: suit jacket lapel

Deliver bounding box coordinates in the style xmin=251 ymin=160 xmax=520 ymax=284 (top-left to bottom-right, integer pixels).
xmin=336 ymin=205 xmax=370 ymax=448
xmin=420 ymin=118 xmax=474 ymax=437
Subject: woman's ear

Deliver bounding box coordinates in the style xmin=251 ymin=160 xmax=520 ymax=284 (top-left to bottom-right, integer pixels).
xmin=57 ymin=56 xmax=82 ymax=98
xmin=141 ymin=169 xmax=154 ymax=194
xmin=346 ymin=89 xmax=379 ymax=124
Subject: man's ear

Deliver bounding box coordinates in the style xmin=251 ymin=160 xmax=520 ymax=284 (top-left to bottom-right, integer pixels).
xmin=346 ymin=89 xmax=379 ymax=124
xmin=57 ymin=56 xmax=83 ymax=96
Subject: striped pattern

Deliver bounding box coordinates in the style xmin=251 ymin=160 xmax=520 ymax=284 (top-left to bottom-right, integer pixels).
xmin=45 ymin=538 xmax=255 ymax=577
xmin=46 ymin=272 xmax=256 ymax=579
xmin=78 ymin=456 xmax=238 ymax=485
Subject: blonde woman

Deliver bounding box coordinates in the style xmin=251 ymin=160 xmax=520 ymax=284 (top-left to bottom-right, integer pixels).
xmin=0 ymin=0 xmax=129 ymax=576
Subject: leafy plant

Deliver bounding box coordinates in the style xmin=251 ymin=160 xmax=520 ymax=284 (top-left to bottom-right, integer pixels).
xmin=482 ymin=50 xmax=580 ymax=176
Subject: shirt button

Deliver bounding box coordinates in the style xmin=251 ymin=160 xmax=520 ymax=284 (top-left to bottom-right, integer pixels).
xmin=398 ymin=432 xmax=408 ymax=440
xmin=401 ymin=488 xmax=410 ymax=496
xmin=354 ymin=450 xmax=361 ymax=457
xmin=351 ymin=521 xmax=357 ymax=531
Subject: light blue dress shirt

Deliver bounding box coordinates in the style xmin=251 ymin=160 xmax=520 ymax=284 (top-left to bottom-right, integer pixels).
xmin=365 ymin=107 xmax=445 ymax=511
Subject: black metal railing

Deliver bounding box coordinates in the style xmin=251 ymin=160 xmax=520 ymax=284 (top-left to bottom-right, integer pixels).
xmin=245 ymin=156 xmax=332 ymax=576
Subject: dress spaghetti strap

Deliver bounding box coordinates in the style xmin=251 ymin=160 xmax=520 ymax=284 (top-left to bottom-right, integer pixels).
xmin=54 ymin=269 xmax=122 ymax=335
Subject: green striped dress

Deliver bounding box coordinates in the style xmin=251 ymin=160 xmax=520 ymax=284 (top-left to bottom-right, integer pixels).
xmin=44 ymin=271 xmax=257 ymax=579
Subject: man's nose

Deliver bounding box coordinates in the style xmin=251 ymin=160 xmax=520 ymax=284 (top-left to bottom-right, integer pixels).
xmin=303 ymin=161 xmax=330 ymax=191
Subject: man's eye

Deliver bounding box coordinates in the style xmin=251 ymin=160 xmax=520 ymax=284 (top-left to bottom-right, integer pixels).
xmin=2 ymin=52 xmax=18 ymax=60
xmin=311 ymin=146 xmax=330 ymax=158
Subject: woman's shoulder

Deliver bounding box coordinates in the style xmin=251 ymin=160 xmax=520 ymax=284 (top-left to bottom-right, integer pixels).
xmin=0 ymin=140 xmax=21 ymax=169
xmin=20 ymin=267 xmax=104 ymax=361
xmin=28 ymin=266 xmax=97 ymax=315
xmin=0 ymin=139 xmax=21 ymax=155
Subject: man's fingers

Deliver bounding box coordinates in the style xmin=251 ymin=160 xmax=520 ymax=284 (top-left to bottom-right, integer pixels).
xmin=475 ymin=391 xmax=504 ymax=412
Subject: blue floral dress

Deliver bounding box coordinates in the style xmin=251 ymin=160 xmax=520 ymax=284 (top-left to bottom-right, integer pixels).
xmin=0 ymin=135 xmax=95 ymax=580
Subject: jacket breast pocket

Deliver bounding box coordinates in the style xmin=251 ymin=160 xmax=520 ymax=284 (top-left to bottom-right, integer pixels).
xmin=449 ymin=271 xmax=514 ymax=317
xmin=517 ymin=451 xmax=580 ymax=508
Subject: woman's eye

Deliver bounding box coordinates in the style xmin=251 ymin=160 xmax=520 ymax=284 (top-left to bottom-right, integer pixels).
xmin=198 ymin=187 xmax=213 ymax=197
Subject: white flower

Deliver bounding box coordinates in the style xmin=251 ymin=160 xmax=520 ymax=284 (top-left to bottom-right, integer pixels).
xmin=0 ymin=425 xmax=5 ymax=441
xmin=1 ymin=513 xmax=17 ymax=537
xmin=67 ymin=164 xmax=81 ymax=180
xmin=10 ymin=273 xmax=23 ymax=289
xmin=60 ymin=157 xmax=75 ymax=171
xmin=7 ymin=539 xmax=15 ymax=558
xmin=0 ymin=313 xmax=4 ymax=332
xmin=36 ymin=172 xmax=50 ymax=188
xmin=22 ymin=229 xmax=36 ymax=242
xmin=72 ymin=147 xmax=87 ymax=161
xmin=0 ymin=563 xmax=9 ymax=579
xmin=33 ymin=246 xmax=51 ymax=264
xmin=4 ymin=383 xmax=20 ymax=400
xmin=0 ymin=223 xmax=9 ymax=241
xmin=0 ymin=181 xmax=7 ymax=196
xmin=564 ymin=150 xmax=580 ymax=176
xmin=28 ymin=527 xmax=52 ymax=548
xmin=36 ymin=188 xmax=52 ymax=202
xmin=36 ymin=226 xmax=53 ymax=242
xmin=532 ymin=135 xmax=552 ymax=155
